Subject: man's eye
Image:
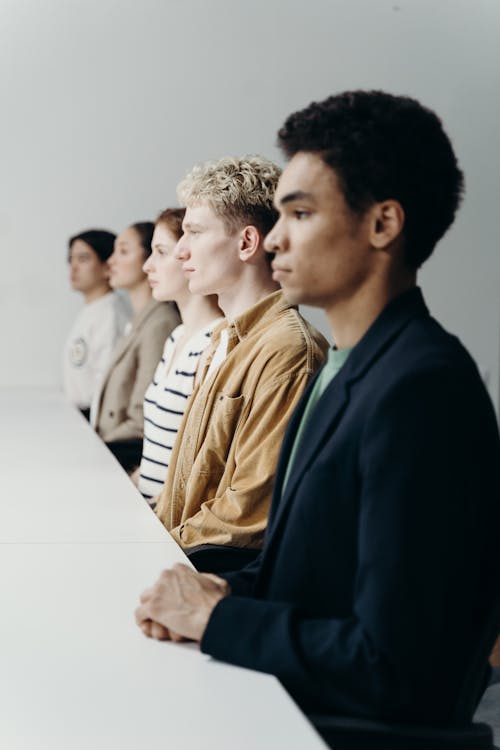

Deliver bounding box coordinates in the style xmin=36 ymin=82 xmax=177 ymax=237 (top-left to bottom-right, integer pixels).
xmin=294 ymin=210 xmax=309 ymax=220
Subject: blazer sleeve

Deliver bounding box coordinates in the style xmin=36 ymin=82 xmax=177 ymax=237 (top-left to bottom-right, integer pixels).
xmin=103 ymin=316 xmax=172 ymax=443
xmin=201 ymin=366 xmax=500 ymax=718
xmin=218 ymin=551 xmax=265 ymax=597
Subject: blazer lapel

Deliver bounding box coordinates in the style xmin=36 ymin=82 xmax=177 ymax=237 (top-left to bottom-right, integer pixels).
xmin=107 ymin=327 xmax=133 ymax=369
xmin=268 ymin=371 xmax=321 ymax=526
xmin=269 ymin=369 xmax=351 ymax=536
xmin=266 ymin=286 xmax=430 ymax=540
xmin=92 ymin=299 xmax=160 ymax=420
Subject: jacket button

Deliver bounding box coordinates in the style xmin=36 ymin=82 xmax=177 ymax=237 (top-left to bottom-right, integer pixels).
xmin=109 ymin=411 xmax=114 ymax=418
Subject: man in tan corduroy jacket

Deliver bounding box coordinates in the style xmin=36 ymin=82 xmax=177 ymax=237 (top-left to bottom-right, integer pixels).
xmin=154 ymin=156 xmax=328 ymax=570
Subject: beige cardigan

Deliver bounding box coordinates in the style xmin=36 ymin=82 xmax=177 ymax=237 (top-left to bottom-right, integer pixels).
xmin=94 ymin=299 xmax=180 ymax=442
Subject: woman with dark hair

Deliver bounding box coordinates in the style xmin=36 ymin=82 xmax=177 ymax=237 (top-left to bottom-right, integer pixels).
xmin=63 ymin=228 xmax=131 ymax=419
xmin=135 ymin=208 xmax=222 ymax=507
xmin=91 ymin=221 xmax=180 ymax=467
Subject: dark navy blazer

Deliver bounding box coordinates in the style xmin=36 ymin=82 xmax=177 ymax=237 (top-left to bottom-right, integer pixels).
xmin=201 ymin=288 xmax=500 ymax=722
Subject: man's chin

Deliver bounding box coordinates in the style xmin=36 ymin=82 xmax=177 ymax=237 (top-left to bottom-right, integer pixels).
xmin=188 ymin=281 xmax=214 ymax=297
xmin=279 ymin=286 xmax=304 ymax=306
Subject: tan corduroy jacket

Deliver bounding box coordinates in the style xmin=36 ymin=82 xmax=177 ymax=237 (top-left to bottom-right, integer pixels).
xmin=94 ymin=299 xmax=180 ymax=442
xmin=155 ymin=290 xmax=328 ymax=551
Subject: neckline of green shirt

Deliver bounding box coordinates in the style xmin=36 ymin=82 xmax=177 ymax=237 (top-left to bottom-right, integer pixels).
xmin=281 ymin=346 xmax=353 ymax=495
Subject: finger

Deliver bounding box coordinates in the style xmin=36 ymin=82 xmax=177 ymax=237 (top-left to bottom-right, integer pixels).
xmin=135 ymin=604 xmax=148 ymax=626
xmin=169 ymin=630 xmax=189 ymax=643
xmin=135 ymin=603 xmax=156 ymax=628
xmin=150 ymin=621 xmax=171 ymax=640
xmin=140 ymin=619 xmax=153 ymax=638
xmin=140 ymin=586 xmax=154 ymax=604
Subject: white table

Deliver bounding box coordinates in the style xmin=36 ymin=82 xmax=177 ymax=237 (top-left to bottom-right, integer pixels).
xmin=0 ymin=388 xmax=168 ymax=543
xmin=0 ymin=388 xmax=326 ymax=749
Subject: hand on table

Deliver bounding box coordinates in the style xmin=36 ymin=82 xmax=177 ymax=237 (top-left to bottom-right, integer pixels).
xmin=135 ymin=563 xmax=230 ymax=643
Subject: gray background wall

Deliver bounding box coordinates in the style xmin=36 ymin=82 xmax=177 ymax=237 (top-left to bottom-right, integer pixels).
xmin=1 ymin=0 xmax=499 ymax=414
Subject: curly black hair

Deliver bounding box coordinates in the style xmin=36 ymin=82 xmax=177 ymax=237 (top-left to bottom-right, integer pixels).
xmin=278 ymin=91 xmax=464 ymax=268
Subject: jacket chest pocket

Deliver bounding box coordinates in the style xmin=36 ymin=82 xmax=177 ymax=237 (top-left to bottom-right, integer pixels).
xmin=195 ymin=393 xmax=245 ymax=476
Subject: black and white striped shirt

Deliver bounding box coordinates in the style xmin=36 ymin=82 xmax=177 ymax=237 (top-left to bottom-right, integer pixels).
xmin=138 ymin=319 xmax=222 ymax=505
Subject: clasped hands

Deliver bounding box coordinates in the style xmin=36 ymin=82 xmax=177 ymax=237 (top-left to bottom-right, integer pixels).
xmin=135 ymin=563 xmax=230 ymax=643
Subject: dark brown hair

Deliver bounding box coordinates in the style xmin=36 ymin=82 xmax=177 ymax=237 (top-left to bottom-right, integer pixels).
xmin=130 ymin=222 xmax=155 ymax=259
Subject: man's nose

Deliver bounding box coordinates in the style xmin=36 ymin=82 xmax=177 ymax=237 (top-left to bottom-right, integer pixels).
xmin=264 ymin=220 xmax=283 ymax=255
xmin=175 ymin=237 xmax=189 ymax=260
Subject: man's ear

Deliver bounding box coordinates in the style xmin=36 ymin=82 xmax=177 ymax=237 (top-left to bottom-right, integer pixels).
xmin=369 ymin=200 xmax=405 ymax=250
xmin=238 ymin=225 xmax=261 ymax=261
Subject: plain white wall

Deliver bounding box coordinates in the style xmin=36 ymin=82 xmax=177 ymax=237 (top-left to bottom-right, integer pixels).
xmin=1 ymin=0 xmax=499 ymax=414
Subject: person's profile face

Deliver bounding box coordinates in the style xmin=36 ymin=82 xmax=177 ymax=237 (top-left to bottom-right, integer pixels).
xmin=68 ymin=240 xmax=108 ymax=295
xmin=144 ymin=223 xmax=187 ymax=302
xmin=108 ymin=227 xmax=148 ymax=291
xmin=177 ymin=202 xmax=240 ymax=297
xmin=264 ymin=152 xmax=371 ymax=313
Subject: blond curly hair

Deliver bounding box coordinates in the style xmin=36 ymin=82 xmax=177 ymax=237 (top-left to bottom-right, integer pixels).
xmin=177 ymin=155 xmax=281 ymax=235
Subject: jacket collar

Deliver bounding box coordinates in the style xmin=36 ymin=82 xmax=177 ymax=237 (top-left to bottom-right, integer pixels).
xmin=232 ymin=289 xmax=292 ymax=341
xmin=331 ymin=286 xmax=429 ymax=388
xmin=210 ymin=289 xmax=293 ymax=350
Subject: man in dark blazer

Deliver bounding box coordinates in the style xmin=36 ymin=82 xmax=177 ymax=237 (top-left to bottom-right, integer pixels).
xmin=135 ymin=91 xmax=500 ymax=723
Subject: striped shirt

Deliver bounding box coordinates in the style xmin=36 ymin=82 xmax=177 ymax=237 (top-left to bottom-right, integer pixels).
xmin=138 ymin=319 xmax=222 ymax=505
